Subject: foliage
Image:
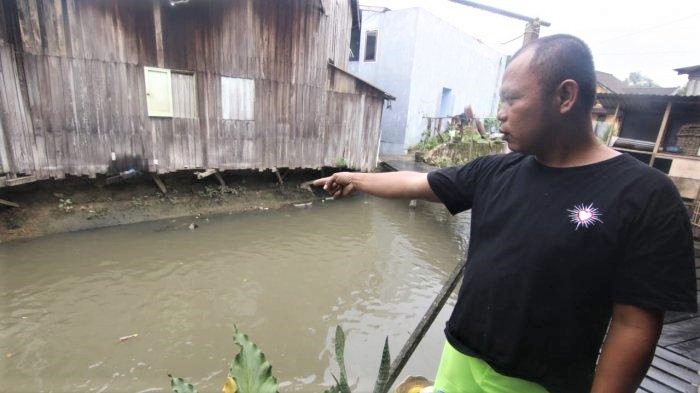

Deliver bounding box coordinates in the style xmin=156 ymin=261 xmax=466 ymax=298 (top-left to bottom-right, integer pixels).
xmin=624 ymin=72 xmax=659 ymax=88
xmin=198 ymin=185 xmax=244 ymax=200
xmin=371 ymin=338 xmax=391 ymax=393
xmin=169 ymin=325 xmax=391 ymax=393
xmin=57 ymin=198 xmax=74 ymax=213
xmin=169 ymin=375 xmax=198 ymax=393
xmin=324 ymin=326 xmax=391 ymax=393
xmin=335 ymin=158 xmax=348 ymax=168
xmin=229 ymin=325 xmax=279 ymax=393
xmin=483 ymin=118 xmax=501 ymax=134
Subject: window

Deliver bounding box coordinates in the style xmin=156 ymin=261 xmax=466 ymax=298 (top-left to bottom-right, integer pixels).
xmin=144 ymin=67 xmax=173 ymax=117
xmin=221 ymin=77 xmax=255 ymax=121
xmin=144 ymin=67 xmax=197 ymax=118
xmin=364 ymin=30 xmax=377 ymax=62
xmin=171 ymin=72 xmax=197 ymax=118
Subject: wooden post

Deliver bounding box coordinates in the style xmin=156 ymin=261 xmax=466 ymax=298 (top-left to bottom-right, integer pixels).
xmin=151 ymin=173 xmax=167 ymax=194
xmin=153 ymin=0 xmax=164 ymax=68
xmin=272 ymin=167 xmax=283 ymax=186
xmin=606 ymin=104 xmax=620 ymax=146
xmin=384 ymin=256 xmax=469 ymax=392
xmin=214 ymin=171 xmax=226 ymax=190
xmin=0 ymin=198 xmax=19 ymax=208
xmin=522 ymin=20 xmax=541 ymax=46
xmin=649 ymin=102 xmax=673 ymax=167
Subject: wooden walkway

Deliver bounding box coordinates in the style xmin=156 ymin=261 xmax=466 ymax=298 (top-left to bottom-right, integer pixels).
xmin=379 ymin=156 xmax=700 ymax=393
xmin=639 ymin=243 xmax=700 ymax=393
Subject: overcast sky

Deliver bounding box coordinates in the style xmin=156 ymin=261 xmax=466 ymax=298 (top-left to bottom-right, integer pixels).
xmin=359 ymin=0 xmax=700 ymax=88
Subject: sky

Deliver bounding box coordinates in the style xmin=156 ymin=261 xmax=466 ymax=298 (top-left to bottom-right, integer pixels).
xmin=359 ymin=0 xmax=700 ymax=88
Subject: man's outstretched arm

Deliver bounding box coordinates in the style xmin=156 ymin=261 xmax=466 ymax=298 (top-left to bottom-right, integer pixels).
xmin=312 ymin=171 xmax=440 ymax=202
xmin=591 ymin=303 xmax=663 ymax=393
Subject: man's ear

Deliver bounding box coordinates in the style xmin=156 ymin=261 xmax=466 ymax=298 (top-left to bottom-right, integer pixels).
xmin=555 ymin=79 xmax=579 ymax=114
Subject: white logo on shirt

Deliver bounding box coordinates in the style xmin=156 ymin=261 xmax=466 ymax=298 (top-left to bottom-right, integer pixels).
xmin=567 ymin=203 xmax=602 ymax=230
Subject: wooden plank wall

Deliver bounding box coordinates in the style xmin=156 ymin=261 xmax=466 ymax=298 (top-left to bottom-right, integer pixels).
xmin=0 ymin=0 xmax=384 ymax=183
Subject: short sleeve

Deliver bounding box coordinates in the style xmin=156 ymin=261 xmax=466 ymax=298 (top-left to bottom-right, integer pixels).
xmin=613 ymin=181 xmax=697 ymax=313
xmin=427 ymin=157 xmax=486 ymax=215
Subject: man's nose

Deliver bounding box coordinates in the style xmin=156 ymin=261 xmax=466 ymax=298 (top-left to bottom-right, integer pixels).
xmin=497 ymin=107 xmax=506 ymax=122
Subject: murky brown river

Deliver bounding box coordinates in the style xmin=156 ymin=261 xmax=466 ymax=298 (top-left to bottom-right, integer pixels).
xmin=1 ymin=196 xmax=470 ymax=393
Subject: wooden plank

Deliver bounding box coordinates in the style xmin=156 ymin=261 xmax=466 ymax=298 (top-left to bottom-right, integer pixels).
xmin=5 ymin=174 xmax=36 ymax=186
xmin=0 ymin=198 xmax=19 ymax=207
xmin=639 ymin=376 xmax=678 ymax=393
xmin=667 ymin=337 xmax=700 ymax=362
xmin=651 ymin=356 xmax=700 ymax=384
xmin=649 ymin=102 xmax=673 ymax=167
xmin=150 ymin=172 xmax=167 ymax=194
xmin=153 ymin=0 xmax=164 ymax=68
xmin=659 ymin=317 xmax=700 ymax=347
xmin=645 ymin=365 xmax=695 ymax=392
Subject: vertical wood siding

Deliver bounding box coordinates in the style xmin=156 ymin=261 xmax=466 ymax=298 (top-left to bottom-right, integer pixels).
xmin=0 ymin=0 xmax=385 ymax=184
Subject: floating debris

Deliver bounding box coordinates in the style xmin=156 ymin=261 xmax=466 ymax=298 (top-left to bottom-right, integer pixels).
xmin=293 ymin=202 xmax=312 ymax=208
xmin=188 ymin=223 xmax=198 ymax=230
xmin=118 ymin=333 xmax=139 ymax=343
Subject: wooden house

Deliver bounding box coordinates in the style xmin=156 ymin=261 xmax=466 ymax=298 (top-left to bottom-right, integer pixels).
xmin=0 ymin=0 xmax=393 ymax=188
xmin=596 ymin=93 xmax=700 ymax=202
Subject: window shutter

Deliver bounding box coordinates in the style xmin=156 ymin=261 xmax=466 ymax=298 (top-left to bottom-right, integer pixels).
xmin=144 ymin=67 xmax=173 ymax=117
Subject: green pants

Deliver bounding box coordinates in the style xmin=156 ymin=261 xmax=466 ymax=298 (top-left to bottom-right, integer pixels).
xmin=433 ymin=342 xmax=548 ymax=393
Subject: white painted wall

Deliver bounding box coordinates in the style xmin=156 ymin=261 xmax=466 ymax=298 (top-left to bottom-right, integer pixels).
xmin=350 ymin=7 xmax=506 ymax=155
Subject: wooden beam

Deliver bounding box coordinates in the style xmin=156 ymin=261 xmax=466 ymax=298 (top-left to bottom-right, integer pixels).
xmin=195 ymin=168 xmax=216 ymax=179
xmin=0 ymin=198 xmax=19 ymax=208
xmin=5 ymin=175 xmax=36 ymax=187
xmin=153 ymin=1 xmax=164 ymax=68
xmin=150 ymin=173 xmax=167 ymax=194
xmin=650 ymin=102 xmax=673 ymax=167
xmin=606 ymin=103 xmax=620 ymax=146
xmin=214 ymin=171 xmax=226 ymax=190
xmin=272 ymin=167 xmax=283 ymax=186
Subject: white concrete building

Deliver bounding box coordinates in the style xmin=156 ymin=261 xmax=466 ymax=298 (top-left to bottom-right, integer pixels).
xmin=349 ymin=7 xmax=507 ymax=155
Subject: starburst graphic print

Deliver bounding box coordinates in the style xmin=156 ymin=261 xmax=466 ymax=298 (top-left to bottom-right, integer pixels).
xmin=567 ymin=203 xmax=602 ymax=230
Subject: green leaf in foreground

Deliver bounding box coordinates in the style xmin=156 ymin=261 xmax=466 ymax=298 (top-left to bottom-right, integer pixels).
xmin=229 ymin=325 xmax=279 ymax=393
xmin=169 ymin=374 xmax=198 ymax=393
xmin=371 ymin=337 xmax=391 ymax=393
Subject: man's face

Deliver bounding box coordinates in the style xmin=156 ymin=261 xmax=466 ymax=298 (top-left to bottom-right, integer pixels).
xmin=497 ymin=49 xmax=553 ymax=154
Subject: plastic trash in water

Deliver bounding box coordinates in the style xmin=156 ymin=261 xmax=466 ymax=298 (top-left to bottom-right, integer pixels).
xmin=118 ymin=333 xmax=139 ymax=343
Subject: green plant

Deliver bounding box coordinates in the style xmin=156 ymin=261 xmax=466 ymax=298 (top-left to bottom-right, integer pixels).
xmin=483 ymin=118 xmax=501 ymax=135
xmin=168 ymin=325 xmax=390 ymax=393
xmin=58 ymin=198 xmax=74 ymax=213
xmin=335 ymin=158 xmax=348 ymax=168
xmin=324 ymin=326 xmax=391 ymax=393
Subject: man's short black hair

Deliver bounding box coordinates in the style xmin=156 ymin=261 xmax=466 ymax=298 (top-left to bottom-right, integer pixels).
xmin=512 ymin=34 xmax=596 ymax=113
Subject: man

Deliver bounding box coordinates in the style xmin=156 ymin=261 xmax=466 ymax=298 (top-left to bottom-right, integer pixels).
xmin=313 ymin=35 xmax=697 ymax=393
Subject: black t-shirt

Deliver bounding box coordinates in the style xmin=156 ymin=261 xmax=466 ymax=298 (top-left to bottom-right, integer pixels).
xmin=427 ymin=152 xmax=697 ymax=393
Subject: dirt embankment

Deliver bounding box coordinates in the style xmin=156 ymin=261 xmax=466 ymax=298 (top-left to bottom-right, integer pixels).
xmin=0 ymin=169 xmax=330 ymax=243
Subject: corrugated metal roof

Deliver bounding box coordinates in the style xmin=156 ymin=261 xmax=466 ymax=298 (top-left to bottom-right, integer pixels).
xmin=328 ymin=62 xmax=396 ymax=100
xmin=675 ymin=65 xmax=700 ymax=75
xmin=596 ymin=71 xmax=678 ymax=95
xmin=596 ymin=71 xmax=628 ymax=94
xmin=597 ymin=93 xmax=700 ymax=111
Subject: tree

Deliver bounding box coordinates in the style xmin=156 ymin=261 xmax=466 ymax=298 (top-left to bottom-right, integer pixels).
xmin=623 ymin=72 xmax=659 ymax=87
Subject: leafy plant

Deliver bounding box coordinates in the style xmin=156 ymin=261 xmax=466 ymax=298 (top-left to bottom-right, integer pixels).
xmin=483 ymin=118 xmax=501 ymax=134
xmin=229 ymin=325 xmax=279 ymax=393
xmin=58 ymin=198 xmax=74 ymax=213
xmin=324 ymin=326 xmax=391 ymax=393
xmin=335 ymin=158 xmax=348 ymax=168
xmin=169 ymin=325 xmax=391 ymax=393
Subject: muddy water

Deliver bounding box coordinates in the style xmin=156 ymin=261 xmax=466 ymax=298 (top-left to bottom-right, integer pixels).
xmin=0 ymin=196 xmax=471 ymax=393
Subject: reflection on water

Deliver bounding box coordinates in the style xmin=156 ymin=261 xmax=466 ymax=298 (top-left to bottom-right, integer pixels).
xmin=0 ymin=196 xmax=470 ymax=392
